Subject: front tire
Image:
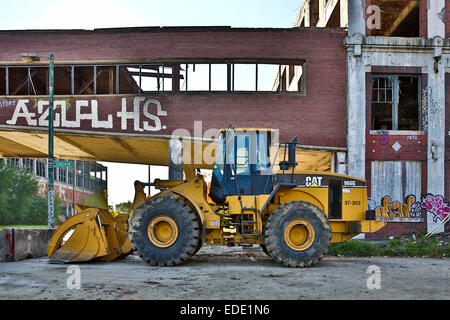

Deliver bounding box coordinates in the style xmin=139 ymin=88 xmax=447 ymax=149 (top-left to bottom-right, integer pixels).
xmin=264 ymin=201 xmax=331 ymax=268
xmin=129 ymin=193 xmax=200 ymax=266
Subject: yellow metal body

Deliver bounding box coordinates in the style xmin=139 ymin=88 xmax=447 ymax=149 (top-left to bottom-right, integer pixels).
xmin=133 ymin=170 xmax=386 ymax=247
xmin=47 ymin=205 xmax=132 ymax=263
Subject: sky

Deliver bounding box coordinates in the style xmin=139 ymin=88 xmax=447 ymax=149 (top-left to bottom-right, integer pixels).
xmin=0 ymin=0 xmax=304 ymax=206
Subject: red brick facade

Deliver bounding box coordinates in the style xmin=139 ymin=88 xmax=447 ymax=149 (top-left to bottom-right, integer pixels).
xmin=0 ymin=27 xmax=348 ymax=146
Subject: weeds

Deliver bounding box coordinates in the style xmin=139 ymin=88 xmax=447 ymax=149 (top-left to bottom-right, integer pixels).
xmin=328 ymin=233 xmax=450 ymax=258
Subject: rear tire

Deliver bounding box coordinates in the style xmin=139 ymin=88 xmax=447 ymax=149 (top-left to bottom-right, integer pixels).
xmin=129 ymin=193 xmax=200 ymax=266
xmin=264 ymin=201 xmax=331 ymax=268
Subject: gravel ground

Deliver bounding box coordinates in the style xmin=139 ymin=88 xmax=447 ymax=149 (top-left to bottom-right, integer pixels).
xmin=0 ymin=245 xmax=449 ymax=300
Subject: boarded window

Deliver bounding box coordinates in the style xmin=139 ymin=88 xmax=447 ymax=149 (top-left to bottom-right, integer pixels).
xmin=370 ymin=160 xmax=421 ymax=206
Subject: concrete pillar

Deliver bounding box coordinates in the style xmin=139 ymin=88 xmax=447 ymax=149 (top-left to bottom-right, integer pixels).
xmin=426 ymin=36 xmax=446 ymax=233
xmin=345 ymin=32 xmax=366 ymax=180
xmin=347 ymin=0 xmax=366 ymax=36
xmin=346 ymin=1 xmax=367 ymax=180
xmin=427 ymin=0 xmax=445 ymax=38
xmin=336 ymin=151 xmax=347 ymax=175
xmin=169 ymin=138 xmax=183 ymax=180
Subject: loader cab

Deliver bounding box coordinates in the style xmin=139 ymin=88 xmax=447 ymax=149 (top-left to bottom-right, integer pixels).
xmin=209 ymin=128 xmax=274 ymax=204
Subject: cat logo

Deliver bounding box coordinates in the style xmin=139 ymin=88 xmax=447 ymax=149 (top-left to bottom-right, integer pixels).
xmin=305 ymin=176 xmax=323 ymax=187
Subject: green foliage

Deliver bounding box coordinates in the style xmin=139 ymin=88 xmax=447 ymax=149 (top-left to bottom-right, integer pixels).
xmin=328 ymin=236 xmax=450 ymax=258
xmin=27 ymin=193 xmax=64 ymax=225
xmin=0 ymin=162 xmax=64 ymax=225
xmin=83 ymin=190 xmax=108 ymax=209
xmin=328 ymin=240 xmax=382 ymax=257
xmin=119 ymin=201 xmax=133 ymax=215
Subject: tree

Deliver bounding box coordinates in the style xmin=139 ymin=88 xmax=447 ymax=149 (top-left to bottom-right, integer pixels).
xmin=0 ymin=162 xmax=63 ymax=225
xmin=119 ymin=201 xmax=134 ymax=215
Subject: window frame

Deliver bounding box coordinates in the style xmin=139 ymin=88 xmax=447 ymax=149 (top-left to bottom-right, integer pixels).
xmin=370 ymin=74 xmax=422 ymax=132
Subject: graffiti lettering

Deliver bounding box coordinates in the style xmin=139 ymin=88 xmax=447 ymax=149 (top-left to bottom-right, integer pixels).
xmin=375 ymin=194 xmax=422 ymax=221
xmin=376 ymin=130 xmax=390 ymax=146
xmin=0 ymin=100 xmax=17 ymax=108
xmin=3 ymin=97 xmax=167 ymax=132
xmin=421 ymin=194 xmax=450 ymax=223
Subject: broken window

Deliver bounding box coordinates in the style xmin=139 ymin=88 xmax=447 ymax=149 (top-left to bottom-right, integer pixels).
xmin=54 ymin=66 xmax=72 ymax=95
xmin=73 ymin=66 xmax=95 ymax=95
xmin=210 ymin=64 xmax=228 ymax=91
xmin=233 ymin=64 xmax=257 ymax=91
xmin=257 ymin=64 xmax=279 ymax=91
xmin=58 ymin=167 xmax=67 ymax=183
xmin=95 ymin=66 xmax=117 ymax=94
xmin=68 ymin=171 xmax=73 ymax=185
xmin=23 ymin=159 xmax=34 ymax=173
xmin=36 ymin=160 xmax=46 ymax=177
xmin=0 ymin=60 xmax=306 ymax=95
xmin=0 ymin=67 xmax=6 ymax=95
xmin=8 ymin=66 xmax=47 ymax=96
xmin=371 ymin=75 xmax=420 ymax=131
xmin=273 ymin=64 xmax=305 ymax=93
xmin=185 ymin=64 xmax=209 ymax=91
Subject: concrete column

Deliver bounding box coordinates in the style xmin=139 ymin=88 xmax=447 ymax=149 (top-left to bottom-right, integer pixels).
xmin=169 ymin=138 xmax=183 ymax=180
xmin=347 ymin=0 xmax=366 ymax=36
xmin=427 ymin=0 xmax=445 ymax=38
xmin=345 ymin=33 xmax=366 ymax=180
xmin=336 ymin=151 xmax=347 ymax=175
xmin=426 ymin=36 xmax=446 ymax=233
xmin=346 ymin=1 xmax=367 ymax=181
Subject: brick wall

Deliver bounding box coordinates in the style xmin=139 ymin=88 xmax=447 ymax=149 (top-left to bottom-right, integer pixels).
xmin=0 ymin=27 xmax=348 ymax=147
xmin=419 ymin=0 xmax=428 ymax=37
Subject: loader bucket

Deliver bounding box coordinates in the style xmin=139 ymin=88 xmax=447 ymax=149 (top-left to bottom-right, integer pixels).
xmin=48 ymin=205 xmax=132 ymax=263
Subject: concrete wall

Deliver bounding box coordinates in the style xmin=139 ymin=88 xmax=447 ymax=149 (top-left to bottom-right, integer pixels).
xmin=0 ymin=228 xmax=55 ymax=262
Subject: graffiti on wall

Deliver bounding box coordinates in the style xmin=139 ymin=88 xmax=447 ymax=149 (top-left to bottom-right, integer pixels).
xmin=375 ymin=130 xmax=390 ymax=146
xmin=421 ymin=86 xmax=440 ymax=131
xmin=374 ymin=194 xmax=422 ymax=221
xmin=0 ymin=97 xmax=168 ymax=133
xmin=374 ymin=193 xmax=450 ymax=223
xmin=420 ymin=194 xmax=450 ymax=223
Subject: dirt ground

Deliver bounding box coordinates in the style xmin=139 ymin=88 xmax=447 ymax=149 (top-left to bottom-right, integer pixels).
xmin=0 ymin=245 xmax=448 ymax=300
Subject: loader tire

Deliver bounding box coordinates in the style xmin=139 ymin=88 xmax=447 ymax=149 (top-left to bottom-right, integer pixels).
xmin=260 ymin=244 xmax=271 ymax=257
xmin=264 ymin=201 xmax=331 ymax=268
xmin=129 ymin=193 xmax=200 ymax=266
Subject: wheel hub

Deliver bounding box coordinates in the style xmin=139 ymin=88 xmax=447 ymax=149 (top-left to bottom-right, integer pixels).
xmin=284 ymin=219 xmax=315 ymax=251
xmin=148 ymin=216 xmax=178 ymax=248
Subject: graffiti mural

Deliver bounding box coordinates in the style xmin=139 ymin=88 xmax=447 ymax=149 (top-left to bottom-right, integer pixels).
xmin=374 ymin=193 xmax=450 ymax=224
xmin=374 ymin=194 xmax=423 ymax=221
xmin=420 ymin=194 xmax=450 ymax=223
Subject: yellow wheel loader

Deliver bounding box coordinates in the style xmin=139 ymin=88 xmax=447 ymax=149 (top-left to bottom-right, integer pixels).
xmin=128 ymin=127 xmax=386 ymax=267
xmin=48 ymin=126 xmax=386 ymax=267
